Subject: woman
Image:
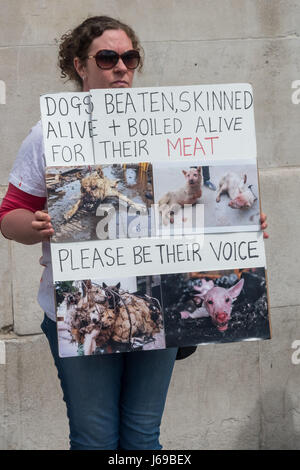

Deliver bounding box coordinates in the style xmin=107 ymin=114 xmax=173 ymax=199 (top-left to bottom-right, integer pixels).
xmin=0 ymin=16 xmax=268 ymax=450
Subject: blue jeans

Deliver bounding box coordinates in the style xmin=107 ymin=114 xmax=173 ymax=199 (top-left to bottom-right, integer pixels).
xmin=41 ymin=313 xmax=178 ymax=450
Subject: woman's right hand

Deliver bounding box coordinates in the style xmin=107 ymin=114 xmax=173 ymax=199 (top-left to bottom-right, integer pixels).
xmin=31 ymin=210 xmax=54 ymax=241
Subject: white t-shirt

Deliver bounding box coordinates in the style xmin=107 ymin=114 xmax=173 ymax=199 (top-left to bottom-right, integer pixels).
xmin=9 ymin=121 xmax=56 ymax=321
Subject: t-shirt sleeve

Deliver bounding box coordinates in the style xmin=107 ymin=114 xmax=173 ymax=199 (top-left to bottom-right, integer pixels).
xmin=0 ymin=183 xmax=47 ymax=225
xmin=8 ymin=121 xmax=47 ymax=197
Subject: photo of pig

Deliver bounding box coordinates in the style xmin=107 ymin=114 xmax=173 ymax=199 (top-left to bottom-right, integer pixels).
xmin=161 ymin=268 xmax=270 ymax=348
xmin=180 ymin=278 xmax=245 ymax=332
xmin=46 ymin=163 xmax=153 ymax=243
xmin=153 ymin=161 xmax=260 ymax=235
xmin=55 ymin=275 xmax=166 ymax=357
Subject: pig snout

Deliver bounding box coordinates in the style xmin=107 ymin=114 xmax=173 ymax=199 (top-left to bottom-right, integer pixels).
xmin=217 ymin=312 xmax=227 ymax=322
xmin=214 ymin=312 xmax=230 ymax=332
xmin=206 ymin=302 xmax=231 ymax=332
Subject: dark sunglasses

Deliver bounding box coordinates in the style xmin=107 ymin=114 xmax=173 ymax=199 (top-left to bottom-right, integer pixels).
xmin=87 ymin=49 xmax=140 ymax=70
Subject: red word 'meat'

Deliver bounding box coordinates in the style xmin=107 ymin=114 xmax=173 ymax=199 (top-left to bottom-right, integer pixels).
xmin=167 ymin=136 xmax=219 ymax=158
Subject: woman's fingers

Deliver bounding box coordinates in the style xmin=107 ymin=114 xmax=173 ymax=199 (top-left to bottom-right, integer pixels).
xmin=32 ymin=210 xmax=54 ymax=238
xmin=260 ymin=212 xmax=267 ymax=223
xmin=260 ymin=212 xmax=269 ymax=239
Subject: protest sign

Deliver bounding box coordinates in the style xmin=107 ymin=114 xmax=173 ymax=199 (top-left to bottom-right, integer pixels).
xmin=40 ymin=83 xmax=271 ymax=357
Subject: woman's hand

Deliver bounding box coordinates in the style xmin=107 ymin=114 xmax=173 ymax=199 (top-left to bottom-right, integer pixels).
xmin=31 ymin=210 xmax=54 ymax=241
xmin=1 ymin=208 xmax=54 ymax=245
xmin=260 ymin=212 xmax=269 ymax=239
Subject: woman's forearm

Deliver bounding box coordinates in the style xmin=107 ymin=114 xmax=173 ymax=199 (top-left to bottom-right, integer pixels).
xmin=1 ymin=209 xmax=46 ymax=245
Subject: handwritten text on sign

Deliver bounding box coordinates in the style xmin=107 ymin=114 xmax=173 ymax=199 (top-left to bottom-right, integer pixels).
xmin=41 ymin=83 xmax=256 ymax=167
xmin=50 ymin=232 xmax=266 ymax=282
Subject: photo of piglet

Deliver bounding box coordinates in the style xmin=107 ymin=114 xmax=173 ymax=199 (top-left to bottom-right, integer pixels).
xmin=161 ymin=268 xmax=270 ymax=348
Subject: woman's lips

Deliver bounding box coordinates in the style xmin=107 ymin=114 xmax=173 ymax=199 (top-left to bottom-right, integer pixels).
xmin=111 ymin=80 xmax=129 ymax=87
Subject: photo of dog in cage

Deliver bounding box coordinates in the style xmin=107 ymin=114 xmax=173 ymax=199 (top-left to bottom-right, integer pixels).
xmin=55 ymin=276 xmax=166 ymax=357
xmin=46 ymin=163 xmax=154 ymax=243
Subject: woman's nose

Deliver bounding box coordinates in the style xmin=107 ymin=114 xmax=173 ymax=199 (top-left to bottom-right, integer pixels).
xmin=114 ymin=57 xmax=128 ymax=72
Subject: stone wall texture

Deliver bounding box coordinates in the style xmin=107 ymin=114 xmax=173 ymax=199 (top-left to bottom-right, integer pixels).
xmin=0 ymin=0 xmax=299 ymax=450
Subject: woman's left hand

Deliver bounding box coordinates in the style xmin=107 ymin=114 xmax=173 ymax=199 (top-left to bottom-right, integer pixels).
xmin=260 ymin=212 xmax=269 ymax=239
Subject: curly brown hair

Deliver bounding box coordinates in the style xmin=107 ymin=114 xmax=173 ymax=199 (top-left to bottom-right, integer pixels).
xmin=58 ymin=16 xmax=144 ymax=89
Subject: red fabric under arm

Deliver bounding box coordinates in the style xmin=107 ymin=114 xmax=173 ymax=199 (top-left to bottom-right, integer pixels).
xmin=0 ymin=183 xmax=46 ymax=226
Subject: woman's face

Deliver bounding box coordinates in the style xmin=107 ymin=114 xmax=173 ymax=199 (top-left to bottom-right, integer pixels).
xmin=74 ymin=29 xmax=136 ymax=90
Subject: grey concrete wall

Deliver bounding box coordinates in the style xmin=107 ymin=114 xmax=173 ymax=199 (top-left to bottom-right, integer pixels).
xmin=0 ymin=0 xmax=299 ymax=449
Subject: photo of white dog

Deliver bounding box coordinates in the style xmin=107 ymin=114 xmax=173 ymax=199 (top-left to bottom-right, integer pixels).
xmin=153 ymin=162 xmax=204 ymax=235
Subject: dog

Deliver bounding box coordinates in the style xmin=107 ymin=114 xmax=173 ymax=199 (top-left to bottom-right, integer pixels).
xmin=216 ymin=172 xmax=257 ymax=209
xmin=62 ymin=281 xmax=163 ymax=355
xmin=158 ymin=166 xmax=202 ymax=225
xmin=81 ymin=282 xmax=120 ymax=354
xmin=83 ymin=302 xmax=118 ymax=355
xmin=111 ymin=292 xmax=162 ymax=343
xmin=64 ymin=166 xmax=146 ymax=221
